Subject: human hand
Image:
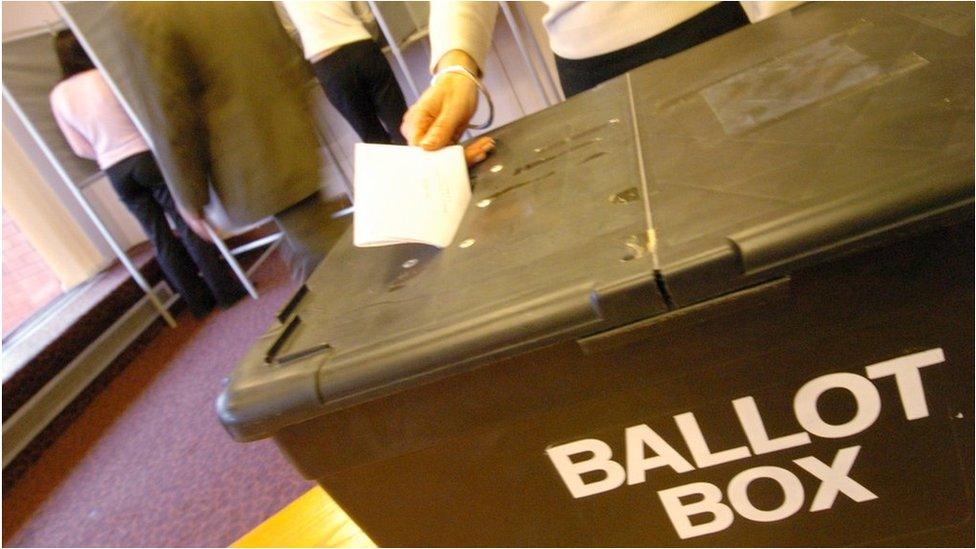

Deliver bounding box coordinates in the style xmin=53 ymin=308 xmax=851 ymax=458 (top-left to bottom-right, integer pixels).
xmin=401 ymin=50 xmax=481 ymax=150
xmin=176 ymin=203 xmax=211 ymax=241
xmin=464 ymin=136 xmax=496 ymax=167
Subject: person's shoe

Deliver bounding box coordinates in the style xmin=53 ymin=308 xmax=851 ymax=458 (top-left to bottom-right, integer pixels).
xmin=217 ymin=286 xmax=249 ymax=310
xmin=188 ymin=294 xmax=216 ymax=319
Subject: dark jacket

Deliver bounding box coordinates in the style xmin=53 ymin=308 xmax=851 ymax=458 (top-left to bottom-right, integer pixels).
xmin=117 ymin=2 xmax=321 ymax=227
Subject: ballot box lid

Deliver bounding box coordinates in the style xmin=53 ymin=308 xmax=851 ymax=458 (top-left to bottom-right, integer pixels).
xmin=218 ymin=2 xmax=973 ymax=442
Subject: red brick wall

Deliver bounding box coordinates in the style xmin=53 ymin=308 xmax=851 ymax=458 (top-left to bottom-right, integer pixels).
xmin=2 ymin=208 xmax=64 ymax=338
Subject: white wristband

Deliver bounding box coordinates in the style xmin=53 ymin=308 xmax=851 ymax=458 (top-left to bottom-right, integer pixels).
xmin=431 ymin=64 xmax=494 ymax=130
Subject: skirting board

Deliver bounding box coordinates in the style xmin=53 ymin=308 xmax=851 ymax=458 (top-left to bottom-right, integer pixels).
xmin=2 ymin=282 xmax=177 ymax=468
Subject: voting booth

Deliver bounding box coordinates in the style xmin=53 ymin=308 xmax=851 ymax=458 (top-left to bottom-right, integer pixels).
xmin=218 ymin=3 xmax=974 ymax=545
xmin=1 ymin=22 xmax=181 ymax=326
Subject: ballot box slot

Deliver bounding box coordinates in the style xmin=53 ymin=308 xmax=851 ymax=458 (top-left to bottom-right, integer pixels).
xmin=264 ymin=315 xmax=333 ymax=366
xmin=277 ymin=342 xmax=333 ymax=366
xmin=277 ymin=284 xmax=309 ymax=323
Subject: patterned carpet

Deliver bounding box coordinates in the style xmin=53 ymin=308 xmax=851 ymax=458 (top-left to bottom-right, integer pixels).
xmin=2 ymin=251 xmax=314 ymax=547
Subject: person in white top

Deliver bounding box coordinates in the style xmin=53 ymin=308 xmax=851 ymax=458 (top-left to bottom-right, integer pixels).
xmin=50 ymin=30 xmax=245 ymax=317
xmin=402 ymin=1 xmax=799 ymax=152
xmin=282 ymin=1 xmax=409 ymax=144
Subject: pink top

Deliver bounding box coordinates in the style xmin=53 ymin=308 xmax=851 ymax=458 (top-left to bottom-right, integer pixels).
xmin=50 ymin=69 xmax=150 ymax=170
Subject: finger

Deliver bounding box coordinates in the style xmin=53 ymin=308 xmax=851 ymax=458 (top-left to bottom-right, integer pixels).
xmin=421 ymin=100 xmax=474 ymax=151
xmin=194 ymin=221 xmax=212 ymax=242
xmin=468 ymin=135 xmax=494 ymax=153
xmin=186 ymin=216 xmax=212 ymax=242
xmin=401 ymin=105 xmax=435 ymax=147
xmin=464 ymin=136 xmax=495 ymax=166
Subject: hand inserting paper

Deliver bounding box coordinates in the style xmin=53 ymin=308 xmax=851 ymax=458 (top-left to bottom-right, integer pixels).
xmin=353 ymin=136 xmax=495 ymax=249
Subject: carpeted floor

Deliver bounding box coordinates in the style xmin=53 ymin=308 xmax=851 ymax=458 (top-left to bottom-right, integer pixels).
xmin=2 ymin=250 xmax=314 ymax=547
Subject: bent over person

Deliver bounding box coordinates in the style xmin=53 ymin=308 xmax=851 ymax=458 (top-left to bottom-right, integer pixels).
xmin=106 ymin=2 xmax=348 ymax=281
xmin=50 ymin=30 xmax=245 ymax=317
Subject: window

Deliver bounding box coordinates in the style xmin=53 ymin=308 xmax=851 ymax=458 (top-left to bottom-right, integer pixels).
xmin=2 ymin=207 xmax=64 ymax=339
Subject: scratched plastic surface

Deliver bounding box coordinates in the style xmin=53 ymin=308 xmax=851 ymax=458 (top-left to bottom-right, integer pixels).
xmin=290 ymin=75 xmax=654 ymax=355
xmin=630 ymin=1 xmax=974 ymax=303
xmin=219 ymin=73 xmax=665 ymax=435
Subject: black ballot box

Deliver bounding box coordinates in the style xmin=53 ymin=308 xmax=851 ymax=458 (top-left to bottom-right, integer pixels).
xmin=217 ymin=2 xmax=974 ymax=546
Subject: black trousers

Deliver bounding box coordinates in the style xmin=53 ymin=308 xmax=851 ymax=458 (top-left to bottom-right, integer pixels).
xmin=104 ymin=151 xmax=245 ymax=317
xmin=554 ymin=1 xmax=750 ymax=98
xmin=312 ymin=39 xmax=408 ymax=145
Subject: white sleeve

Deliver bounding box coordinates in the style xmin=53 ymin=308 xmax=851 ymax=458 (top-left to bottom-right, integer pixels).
xmin=280 ymin=2 xmax=318 ymax=38
xmin=428 ymin=1 xmax=499 ymax=74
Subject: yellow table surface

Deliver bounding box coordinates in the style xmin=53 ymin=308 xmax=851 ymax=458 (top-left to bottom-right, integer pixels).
xmin=232 ymin=487 xmax=375 ymax=548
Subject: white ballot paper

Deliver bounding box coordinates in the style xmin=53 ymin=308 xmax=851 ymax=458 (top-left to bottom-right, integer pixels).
xmin=353 ymin=143 xmax=471 ymax=248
